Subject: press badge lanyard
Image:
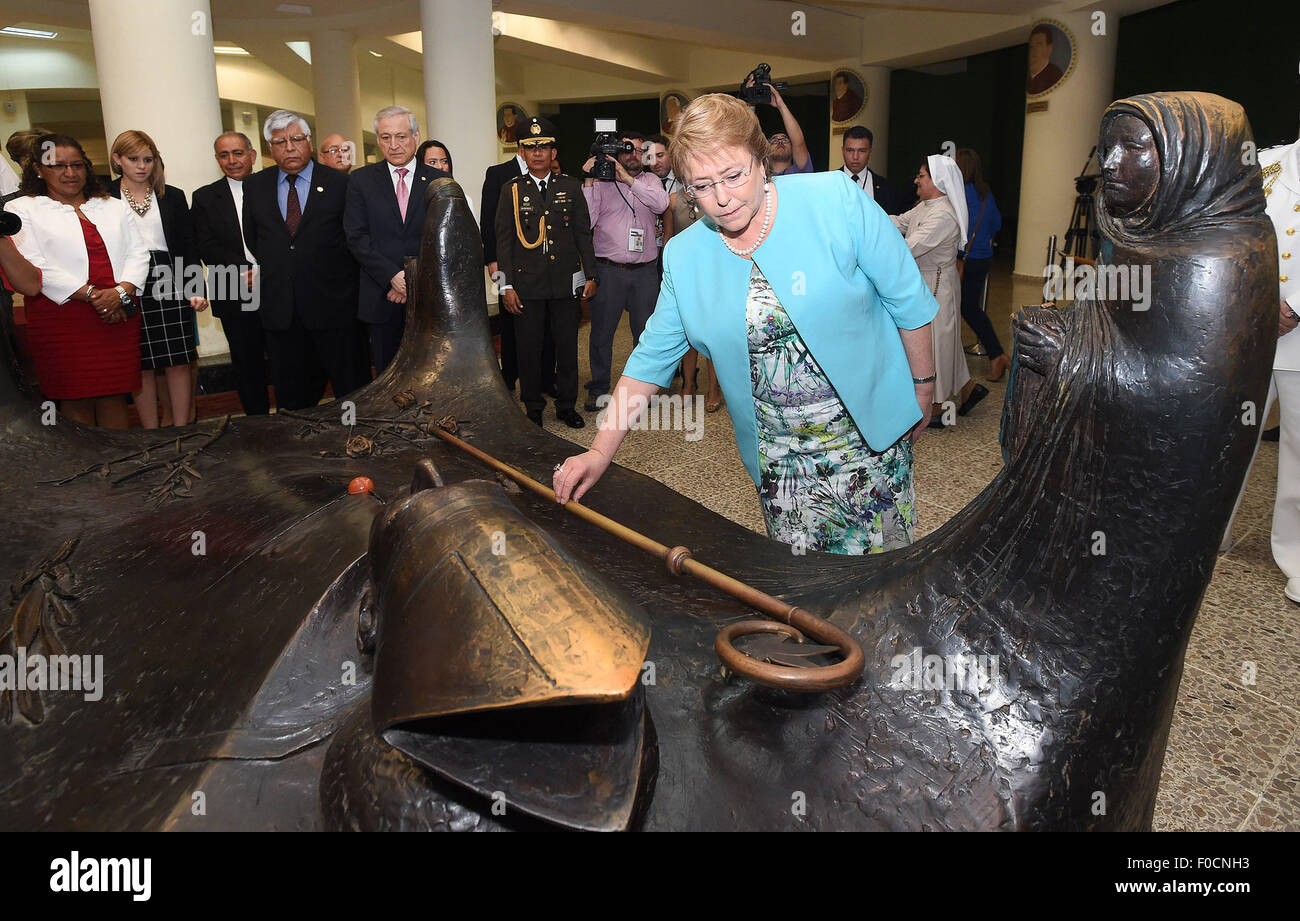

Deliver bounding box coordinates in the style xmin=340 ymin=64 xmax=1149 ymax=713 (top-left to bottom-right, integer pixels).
xmin=615 ymin=181 xmax=644 ymax=254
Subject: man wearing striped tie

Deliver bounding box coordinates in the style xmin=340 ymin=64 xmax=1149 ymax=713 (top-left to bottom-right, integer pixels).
xmin=345 ymin=105 xmax=448 ymax=374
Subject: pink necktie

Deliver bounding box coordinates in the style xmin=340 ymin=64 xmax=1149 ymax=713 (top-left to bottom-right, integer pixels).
xmin=396 ymin=167 xmax=410 ymax=221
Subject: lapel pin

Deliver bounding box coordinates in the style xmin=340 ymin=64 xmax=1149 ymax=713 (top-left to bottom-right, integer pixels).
xmin=316 ymin=186 xmax=324 ymax=192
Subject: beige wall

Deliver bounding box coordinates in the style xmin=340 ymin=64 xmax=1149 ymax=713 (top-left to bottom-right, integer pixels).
xmin=215 ymin=57 xmax=314 ymax=118
xmin=0 ymin=36 xmax=99 ymax=90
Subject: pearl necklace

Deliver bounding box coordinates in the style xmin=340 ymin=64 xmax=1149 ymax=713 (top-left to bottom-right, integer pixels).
xmin=721 ymin=184 xmax=773 ymax=258
xmin=123 ymin=187 xmax=152 ymax=217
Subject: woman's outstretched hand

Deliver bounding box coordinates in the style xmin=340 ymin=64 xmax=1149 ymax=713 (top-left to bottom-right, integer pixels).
xmin=552 ymin=448 xmax=612 ymax=505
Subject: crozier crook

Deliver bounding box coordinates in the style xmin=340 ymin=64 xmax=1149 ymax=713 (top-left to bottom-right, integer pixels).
xmin=428 ymin=418 xmax=865 ymax=692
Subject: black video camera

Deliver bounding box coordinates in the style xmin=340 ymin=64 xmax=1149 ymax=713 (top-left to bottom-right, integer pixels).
xmin=0 ymin=210 xmax=20 ymax=237
xmin=589 ymin=118 xmax=634 ymax=181
xmin=739 ymin=63 xmax=788 ymax=105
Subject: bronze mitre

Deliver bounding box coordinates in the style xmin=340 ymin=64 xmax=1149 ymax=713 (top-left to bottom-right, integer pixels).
xmin=367 ymin=460 xmax=650 ymax=726
xmin=359 ymin=459 xmax=653 ymax=831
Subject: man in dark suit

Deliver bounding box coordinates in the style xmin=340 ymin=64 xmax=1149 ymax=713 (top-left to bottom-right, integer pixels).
xmin=242 ymin=109 xmax=362 ymax=411
xmin=481 ymin=141 xmax=528 ymax=390
xmin=839 ymin=126 xmax=903 ymax=215
xmin=495 ymin=117 xmax=596 ymax=429
xmin=344 ymin=106 xmax=447 ymax=374
xmin=191 ymin=131 xmax=268 ymax=414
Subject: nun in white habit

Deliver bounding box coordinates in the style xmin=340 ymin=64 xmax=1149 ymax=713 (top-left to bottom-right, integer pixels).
xmin=892 ymin=154 xmax=987 ymax=425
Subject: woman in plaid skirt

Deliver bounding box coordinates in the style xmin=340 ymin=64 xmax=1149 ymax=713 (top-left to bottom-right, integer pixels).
xmin=109 ymin=130 xmax=208 ymax=428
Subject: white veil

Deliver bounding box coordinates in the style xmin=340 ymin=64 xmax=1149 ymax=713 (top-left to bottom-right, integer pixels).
xmin=927 ymin=153 xmax=969 ymax=246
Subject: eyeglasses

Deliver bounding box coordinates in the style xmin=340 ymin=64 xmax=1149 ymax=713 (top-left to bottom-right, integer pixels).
xmin=42 ymin=162 xmax=88 ymax=173
xmin=269 ymin=135 xmax=310 ymax=149
xmin=321 ymin=146 xmax=347 ymax=155
xmin=684 ymin=158 xmax=756 ymax=200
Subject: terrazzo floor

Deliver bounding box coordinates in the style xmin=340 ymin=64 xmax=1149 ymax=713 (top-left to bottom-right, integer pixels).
xmin=523 ymin=255 xmax=1300 ymax=831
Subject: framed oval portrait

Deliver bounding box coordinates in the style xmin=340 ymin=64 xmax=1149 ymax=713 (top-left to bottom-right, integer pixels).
xmin=1026 ymin=20 xmax=1076 ymax=97
xmin=831 ymin=69 xmax=866 ymax=124
xmin=497 ymin=102 xmax=528 ymax=145
xmin=661 ymin=91 xmax=691 ymax=136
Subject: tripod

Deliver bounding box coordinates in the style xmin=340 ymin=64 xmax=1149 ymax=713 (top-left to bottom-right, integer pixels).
xmin=1061 ymin=146 xmax=1102 ymax=266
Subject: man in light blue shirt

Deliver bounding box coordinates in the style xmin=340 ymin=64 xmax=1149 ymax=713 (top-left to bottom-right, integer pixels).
xmin=241 ymin=109 xmax=362 ymax=410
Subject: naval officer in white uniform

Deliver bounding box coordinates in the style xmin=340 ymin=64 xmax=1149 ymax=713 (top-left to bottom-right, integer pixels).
xmin=1260 ymin=138 xmax=1300 ymax=601
xmin=1229 ymin=138 xmax=1300 ymax=596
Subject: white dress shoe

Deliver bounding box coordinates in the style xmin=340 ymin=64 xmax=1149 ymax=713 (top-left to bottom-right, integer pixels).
xmin=1286 ymin=578 xmax=1300 ymax=604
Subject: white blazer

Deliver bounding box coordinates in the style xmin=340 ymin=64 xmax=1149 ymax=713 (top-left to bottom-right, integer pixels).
xmin=1263 ymin=141 xmax=1300 ymax=371
xmin=5 ymin=194 xmax=150 ymax=305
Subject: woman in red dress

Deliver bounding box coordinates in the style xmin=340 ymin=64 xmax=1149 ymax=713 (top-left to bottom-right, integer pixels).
xmin=3 ymin=135 xmax=148 ymax=428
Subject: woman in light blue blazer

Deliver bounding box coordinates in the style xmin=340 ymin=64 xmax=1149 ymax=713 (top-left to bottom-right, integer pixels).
xmin=554 ymin=94 xmax=939 ymax=555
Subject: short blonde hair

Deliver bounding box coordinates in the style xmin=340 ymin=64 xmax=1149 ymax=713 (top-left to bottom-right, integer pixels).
xmin=668 ymin=93 xmax=770 ymax=185
xmin=111 ymin=129 xmax=166 ymax=198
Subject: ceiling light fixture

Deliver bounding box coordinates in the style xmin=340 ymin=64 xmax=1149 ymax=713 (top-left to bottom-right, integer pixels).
xmin=368 ymin=50 xmax=383 ymax=57
xmin=213 ymin=45 xmax=251 ymax=55
xmin=0 ymin=26 xmax=58 ymax=39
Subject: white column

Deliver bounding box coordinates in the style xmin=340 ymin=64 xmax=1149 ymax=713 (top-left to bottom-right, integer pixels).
xmin=830 ymin=65 xmax=891 ymax=175
xmin=859 ymin=66 xmax=891 ymax=176
xmin=421 ymin=0 xmax=498 ymax=223
xmin=310 ymin=30 xmax=363 ymax=149
xmin=1012 ymin=12 xmax=1119 ymax=278
xmin=88 ymin=0 xmax=226 ymax=355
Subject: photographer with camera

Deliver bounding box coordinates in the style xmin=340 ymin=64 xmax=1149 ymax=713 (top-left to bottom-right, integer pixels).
xmin=580 ymin=127 xmax=668 ymax=412
xmin=743 ymin=68 xmax=812 ymax=176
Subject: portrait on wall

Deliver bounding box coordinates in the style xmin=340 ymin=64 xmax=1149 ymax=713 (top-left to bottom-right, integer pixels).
xmin=497 ymin=103 xmax=527 ymax=144
xmin=661 ymin=92 xmax=691 ymax=136
xmin=830 ymin=69 xmax=866 ymax=124
xmin=1026 ymin=20 xmax=1075 ymax=97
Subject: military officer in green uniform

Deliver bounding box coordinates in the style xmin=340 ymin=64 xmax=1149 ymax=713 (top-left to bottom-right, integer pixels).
xmin=496 ymin=116 xmax=597 ymax=428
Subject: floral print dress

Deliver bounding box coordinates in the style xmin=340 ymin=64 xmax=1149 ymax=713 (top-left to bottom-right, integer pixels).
xmin=747 ymin=264 xmax=916 ymax=554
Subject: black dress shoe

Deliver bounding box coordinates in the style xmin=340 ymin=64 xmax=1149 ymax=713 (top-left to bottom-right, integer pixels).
xmin=526 ymin=409 xmax=543 ymax=426
xmin=583 ymin=394 xmax=603 ymax=413
xmin=927 ymin=417 xmax=947 ymax=429
xmin=557 ymin=408 xmax=585 ymax=429
xmin=1263 ymin=426 xmax=1281 ymax=442
xmin=957 ymin=384 xmax=989 ymax=417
